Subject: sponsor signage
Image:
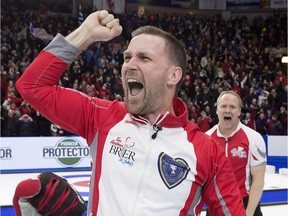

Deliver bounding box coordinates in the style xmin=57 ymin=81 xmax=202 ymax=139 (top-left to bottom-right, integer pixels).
xmin=126 ymin=0 xmax=199 ymax=9
xmin=270 ymin=0 xmax=287 ymax=8
xmin=199 ymin=0 xmax=226 ymax=10
xmin=267 ymin=136 xmax=288 ymax=156
xmin=0 ymin=137 xmax=91 ymax=172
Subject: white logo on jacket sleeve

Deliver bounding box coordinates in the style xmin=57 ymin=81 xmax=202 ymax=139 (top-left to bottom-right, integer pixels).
xmin=109 ymin=137 xmax=136 ymax=167
xmin=158 ymin=152 xmax=190 ymax=189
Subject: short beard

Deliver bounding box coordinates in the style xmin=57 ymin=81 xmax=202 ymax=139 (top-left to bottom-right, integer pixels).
xmin=124 ymin=97 xmax=147 ymax=115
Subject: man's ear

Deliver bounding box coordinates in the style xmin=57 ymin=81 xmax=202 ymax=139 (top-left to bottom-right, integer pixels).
xmin=168 ymin=66 xmax=182 ymax=86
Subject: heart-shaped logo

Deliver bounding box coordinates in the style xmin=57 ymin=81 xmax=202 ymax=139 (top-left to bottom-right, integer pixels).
xmin=158 ymin=152 xmax=190 ymax=189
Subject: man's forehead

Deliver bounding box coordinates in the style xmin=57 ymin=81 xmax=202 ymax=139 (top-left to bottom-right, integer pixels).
xmin=127 ymin=34 xmax=165 ymax=50
xmin=219 ymin=94 xmax=239 ymax=103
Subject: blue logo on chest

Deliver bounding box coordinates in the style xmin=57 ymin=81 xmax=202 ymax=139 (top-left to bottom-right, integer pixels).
xmin=158 ymin=152 xmax=190 ymax=189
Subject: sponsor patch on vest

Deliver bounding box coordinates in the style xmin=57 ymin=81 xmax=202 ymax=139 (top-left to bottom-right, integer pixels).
xmin=158 ymin=152 xmax=190 ymax=189
xmin=109 ymin=137 xmax=136 ymax=167
xmin=231 ymin=146 xmax=247 ymax=158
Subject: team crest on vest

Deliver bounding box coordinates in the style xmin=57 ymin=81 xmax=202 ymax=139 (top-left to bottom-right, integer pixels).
xmin=158 ymin=152 xmax=190 ymax=189
xmin=231 ymin=146 xmax=247 ymax=158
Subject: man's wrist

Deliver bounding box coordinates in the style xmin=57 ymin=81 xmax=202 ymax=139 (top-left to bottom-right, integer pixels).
xmin=65 ymin=26 xmax=93 ymax=51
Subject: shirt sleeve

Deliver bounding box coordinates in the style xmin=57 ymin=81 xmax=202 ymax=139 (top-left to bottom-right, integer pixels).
xmin=249 ymin=132 xmax=267 ymax=166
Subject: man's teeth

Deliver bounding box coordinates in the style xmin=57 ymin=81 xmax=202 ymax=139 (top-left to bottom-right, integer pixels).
xmin=128 ymin=78 xmax=139 ymax=83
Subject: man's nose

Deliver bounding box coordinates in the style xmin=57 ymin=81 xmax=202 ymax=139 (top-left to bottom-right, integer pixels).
xmin=224 ymin=106 xmax=231 ymax=112
xmin=124 ymin=59 xmax=139 ymax=73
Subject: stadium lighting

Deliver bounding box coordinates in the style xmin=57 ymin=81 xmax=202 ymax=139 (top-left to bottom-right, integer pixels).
xmin=281 ymin=56 xmax=288 ymax=63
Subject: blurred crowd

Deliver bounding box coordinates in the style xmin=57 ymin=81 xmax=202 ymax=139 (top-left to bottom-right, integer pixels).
xmin=1 ymin=1 xmax=287 ymax=137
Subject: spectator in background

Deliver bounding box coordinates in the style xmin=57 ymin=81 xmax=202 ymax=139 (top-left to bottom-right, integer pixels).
xmin=188 ymin=104 xmax=199 ymax=121
xmin=249 ymin=98 xmax=260 ymax=121
xmin=273 ymin=45 xmax=283 ymax=63
xmin=201 ymin=86 xmax=213 ymax=110
xmin=84 ymin=42 xmax=101 ymax=70
xmin=50 ymin=124 xmax=64 ymax=136
xmin=261 ymin=65 xmax=272 ymax=81
xmin=219 ymin=79 xmax=232 ymax=91
xmin=2 ymin=91 xmax=23 ymax=111
xmin=200 ymin=51 xmax=211 ymax=69
xmin=245 ymin=87 xmax=258 ymax=108
xmin=193 ymin=85 xmax=204 ymax=109
xmin=257 ymin=89 xmax=269 ymax=107
xmin=255 ymin=112 xmax=267 ymax=135
xmin=35 ymin=111 xmax=51 ymax=136
xmin=84 ymin=84 xmax=98 ymax=97
xmin=114 ymin=94 xmax=123 ymax=101
xmin=98 ymin=83 xmax=111 ymax=99
xmin=244 ymin=112 xmax=256 ymax=130
xmin=17 ymin=114 xmax=36 ymax=136
xmin=110 ymin=65 xmax=123 ymax=96
xmin=267 ymin=88 xmax=282 ymax=112
xmin=260 ymin=98 xmax=271 ymax=113
xmin=267 ymin=113 xmax=284 ymax=135
xmin=70 ymin=56 xmax=84 ymax=81
xmin=2 ymin=101 xmax=20 ymax=136
xmin=261 ymin=79 xmax=273 ymax=94
xmin=197 ymin=110 xmax=212 ymax=132
xmin=19 ymin=100 xmax=36 ymax=117
xmin=5 ymin=80 xmax=16 ymax=98
xmin=231 ymin=80 xmax=241 ymax=97
xmin=61 ymin=71 xmax=72 ymax=88
xmin=265 ymin=108 xmax=273 ymax=123
xmin=274 ymin=70 xmax=287 ymax=88
xmin=204 ymin=90 xmax=266 ymax=216
xmin=278 ymin=105 xmax=287 ymax=135
xmin=72 ymin=79 xmax=80 ymax=90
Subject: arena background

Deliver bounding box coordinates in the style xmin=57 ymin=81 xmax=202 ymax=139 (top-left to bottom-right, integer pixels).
xmin=1 ymin=0 xmax=287 ymax=215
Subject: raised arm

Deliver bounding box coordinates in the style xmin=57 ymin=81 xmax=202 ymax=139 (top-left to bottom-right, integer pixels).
xmin=15 ymin=11 xmax=122 ymax=142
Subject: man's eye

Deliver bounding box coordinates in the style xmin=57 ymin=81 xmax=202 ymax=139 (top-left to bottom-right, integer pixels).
xmin=124 ymin=56 xmax=131 ymax=62
xmin=140 ymin=56 xmax=150 ymax=61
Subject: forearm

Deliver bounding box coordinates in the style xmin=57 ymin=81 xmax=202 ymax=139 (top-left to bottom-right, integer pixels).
xmin=65 ymin=26 xmax=94 ymax=51
xmin=246 ymin=179 xmax=264 ymax=216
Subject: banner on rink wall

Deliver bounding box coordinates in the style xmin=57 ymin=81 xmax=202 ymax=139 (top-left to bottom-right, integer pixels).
xmin=267 ymin=136 xmax=288 ymax=156
xmin=126 ymin=0 xmax=199 ymax=9
xmin=270 ymin=0 xmax=287 ymax=8
xmin=0 ymin=137 xmax=91 ymax=173
xmin=1 ymin=136 xmax=287 ymax=173
xmin=199 ymin=0 xmax=226 ymax=10
xmin=226 ymin=0 xmax=261 ymax=10
xmin=93 ymin=0 xmax=126 ymax=14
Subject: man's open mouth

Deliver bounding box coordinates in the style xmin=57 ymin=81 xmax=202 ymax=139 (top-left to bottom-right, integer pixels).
xmin=224 ymin=116 xmax=232 ymax=121
xmin=128 ymin=79 xmax=143 ymax=96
